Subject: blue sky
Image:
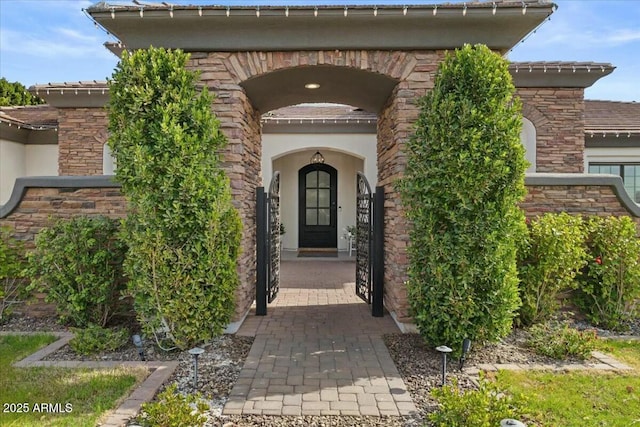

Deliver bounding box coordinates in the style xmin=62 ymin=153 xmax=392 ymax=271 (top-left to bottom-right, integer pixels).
xmin=1 ymin=0 xmax=639 ymax=102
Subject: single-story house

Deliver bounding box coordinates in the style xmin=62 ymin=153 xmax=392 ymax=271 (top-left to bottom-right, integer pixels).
xmin=1 ymin=1 xmax=639 ymax=331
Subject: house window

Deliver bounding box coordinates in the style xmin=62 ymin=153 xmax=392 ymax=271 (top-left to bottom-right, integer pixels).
xmin=520 ymin=117 xmax=536 ymax=173
xmin=588 ymin=163 xmax=640 ymax=203
xmin=103 ymin=143 xmax=116 ymax=174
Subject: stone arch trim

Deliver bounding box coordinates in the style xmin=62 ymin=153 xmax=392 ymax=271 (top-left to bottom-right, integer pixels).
xmin=218 ymin=50 xmax=420 ymax=84
xmin=521 ymin=102 xmax=548 ymax=130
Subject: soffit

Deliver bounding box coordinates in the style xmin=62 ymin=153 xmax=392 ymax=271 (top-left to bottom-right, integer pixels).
xmin=241 ymin=66 xmax=398 ymax=113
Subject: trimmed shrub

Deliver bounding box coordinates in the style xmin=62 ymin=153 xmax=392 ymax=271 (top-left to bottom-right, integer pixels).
xmin=0 ymin=227 xmax=28 ymax=321
xmin=108 ymin=47 xmax=242 ymax=350
xmin=576 ymin=216 xmax=640 ymax=330
xmin=139 ymin=384 xmax=209 ymax=427
xmin=517 ymin=213 xmax=587 ymax=326
xmin=526 ymin=321 xmax=597 ymax=360
xmin=429 ymin=375 xmax=529 ymax=427
xmin=27 ymin=216 xmax=127 ymax=327
xmin=69 ymin=324 xmax=129 ymax=355
xmin=399 ymin=44 xmax=528 ymax=353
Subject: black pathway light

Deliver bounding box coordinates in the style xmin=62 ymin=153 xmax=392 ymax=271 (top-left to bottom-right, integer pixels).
xmin=132 ymin=334 xmax=145 ymax=361
xmin=188 ymin=347 xmax=205 ymax=389
xmin=435 ymin=345 xmax=453 ymax=386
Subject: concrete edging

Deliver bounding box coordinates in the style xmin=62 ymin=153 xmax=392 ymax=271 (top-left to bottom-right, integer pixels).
xmin=4 ymin=331 xmax=177 ymax=427
xmin=463 ymin=350 xmax=634 ymax=376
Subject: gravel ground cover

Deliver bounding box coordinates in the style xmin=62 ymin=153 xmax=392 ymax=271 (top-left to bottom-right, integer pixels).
xmin=2 ymin=312 xmax=638 ymax=427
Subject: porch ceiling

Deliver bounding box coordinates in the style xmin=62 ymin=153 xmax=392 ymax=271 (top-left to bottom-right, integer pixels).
xmin=87 ymin=3 xmax=555 ymax=54
xmin=241 ymin=66 xmax=397 ymax=114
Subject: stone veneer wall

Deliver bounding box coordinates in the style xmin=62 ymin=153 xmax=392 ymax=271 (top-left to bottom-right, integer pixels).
xmin=0 ymin=183 xmax=126 ymax=317
xmin=1 ymin=186 xmax=125 ymax=243
xmin=523 ymin=185 xmax=639 ymax=220
xmin=518 ymin=88 xmax=585 ymax=173
xmin=522 ymin=175 xmax=640 ymax=222
xmin=57 ymin=108 xmax=108 ymax=176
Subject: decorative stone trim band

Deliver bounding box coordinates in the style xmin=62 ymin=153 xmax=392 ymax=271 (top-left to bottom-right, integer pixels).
xmin=0 ymin=176 xmax=120 ymax=218
xmin=3 ymin=174 xmax=639 ymax=220
xmin=4 ymin=331 xmax=178 ymax=427
xmin=525 ymin=173 xmax=640 ymax=217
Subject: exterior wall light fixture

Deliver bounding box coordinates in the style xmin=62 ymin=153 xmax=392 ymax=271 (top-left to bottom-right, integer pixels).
xmin=305 ymin=83 xmax=320 ymax=89
xmin=310 ymin=151 xmax=325 ymax=164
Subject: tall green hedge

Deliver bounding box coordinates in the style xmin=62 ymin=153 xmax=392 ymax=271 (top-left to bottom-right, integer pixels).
xmin=400 ymin=44 xmax=528 ymax=353
xmin=108 ymin=47 xmax=242 ymax=350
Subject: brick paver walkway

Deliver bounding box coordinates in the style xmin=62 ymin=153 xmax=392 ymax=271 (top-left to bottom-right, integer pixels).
xmin=223 ymin=260 xmax=418 ymax=417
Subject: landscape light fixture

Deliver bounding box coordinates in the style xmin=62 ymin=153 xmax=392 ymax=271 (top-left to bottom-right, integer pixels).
xmin=435 ymin=345 xmax=453 ymax=386
xmin=188 ymin=347 xmax=205 ymax=389
xmin=501 ymin=419 xmax=526 ymax=427
xmin=132 ymin=334 xmax=145 ymax=361
xmin=459 ymin=338 xmax=472 ymax=370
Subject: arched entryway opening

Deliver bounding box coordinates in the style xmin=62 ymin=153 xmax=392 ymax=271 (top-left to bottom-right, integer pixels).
xmin=192 ymin=52 xmax=433 ymax=330
xmin=239 ymin=62 xmax=403 ymax=322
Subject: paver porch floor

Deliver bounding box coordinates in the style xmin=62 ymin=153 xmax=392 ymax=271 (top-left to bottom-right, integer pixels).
xmin=223 ymin=260 xmax=418 ymax=417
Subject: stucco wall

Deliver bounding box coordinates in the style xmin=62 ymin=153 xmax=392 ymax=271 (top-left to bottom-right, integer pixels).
xmin=25 ymin=145 xmax=58 ymax=177
xmin=0 ymin=141 xmax=25 ymax=205
xmin=271 ymin=149 xmax=363 ymax=251
xmin=0 ymin=142 xmax=58 ymax=205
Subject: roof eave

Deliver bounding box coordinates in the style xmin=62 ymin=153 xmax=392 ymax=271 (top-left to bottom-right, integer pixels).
xmin=87 ymin=2 xmax=555 ymax=54
xmin=510 ymin=63 xmax=615 ymax=88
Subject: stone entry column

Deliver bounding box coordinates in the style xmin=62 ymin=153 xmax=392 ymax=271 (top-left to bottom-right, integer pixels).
xmin=376 ymin=51 xmax=443 ymax=327
xmin=188 ymin=53 xmax=263 ymax=323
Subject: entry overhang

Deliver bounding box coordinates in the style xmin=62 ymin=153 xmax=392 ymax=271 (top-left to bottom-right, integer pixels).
xmin=87 ymin=2 xmax=555 ymax=54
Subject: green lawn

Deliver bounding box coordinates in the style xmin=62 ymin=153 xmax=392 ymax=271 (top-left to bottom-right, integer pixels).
xmin=0 ymin=334 xmax=148 ymax=427
xmin=495 ymin=338 xmax=640 ymax=427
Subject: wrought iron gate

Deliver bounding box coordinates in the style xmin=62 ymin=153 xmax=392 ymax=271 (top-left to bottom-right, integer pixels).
xmin=355 ymin=172 xmax=384 ymax=317
xmin=256 ymin=172 xmax=281 ymax=315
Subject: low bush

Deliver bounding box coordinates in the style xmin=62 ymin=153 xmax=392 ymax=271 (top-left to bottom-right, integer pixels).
xmin=526 ymin=321 xmax=597 ymax=360
xmin=69 ymin=324 xmax=129 ymax=355
xmin=517 ymin=213 xmax=587 ymax=326
xmin=0 ymin=227 xmax=28 ymax=321
xmin=139 ymin=383 xmax=209 ymax=427
xmin=576 ymin=216 xmax=640 ymax=331
xmin=27 ymin=216 xmax=127 ymax=327
xmin=429 ymin=374 xmax=529 ymax=427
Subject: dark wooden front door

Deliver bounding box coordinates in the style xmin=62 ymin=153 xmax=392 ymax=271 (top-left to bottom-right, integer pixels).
xmin=298 ymin=163 xmax=337 ymax=248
